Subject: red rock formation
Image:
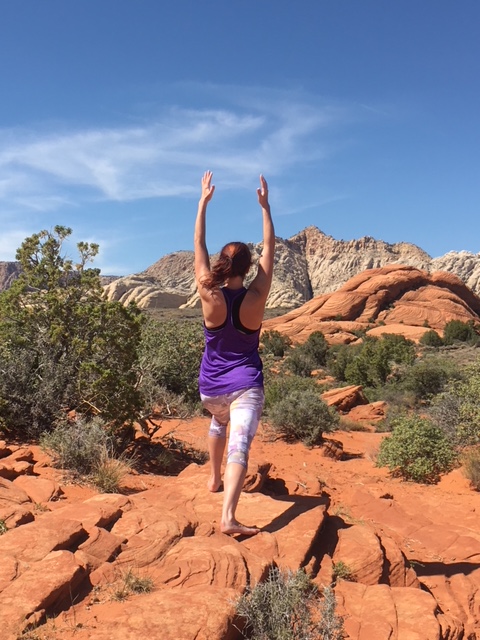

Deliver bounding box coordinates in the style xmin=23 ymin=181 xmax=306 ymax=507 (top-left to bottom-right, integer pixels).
xmin=0 ymin=424 xmax=479 ymax=639
xmin=263 ymin=264 xmax=480 ymax=344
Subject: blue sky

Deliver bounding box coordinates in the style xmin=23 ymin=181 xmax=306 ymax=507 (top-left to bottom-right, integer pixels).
xmin=1 ymin=1 xmax=479 ymax=275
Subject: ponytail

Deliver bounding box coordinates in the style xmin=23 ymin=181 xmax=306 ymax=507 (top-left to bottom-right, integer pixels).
xmin=200 ymin=242 xmax=252 ymax=290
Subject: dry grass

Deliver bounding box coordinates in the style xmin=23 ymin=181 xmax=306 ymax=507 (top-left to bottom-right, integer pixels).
xmin=111 ymin=568 xmax=154 ymax=601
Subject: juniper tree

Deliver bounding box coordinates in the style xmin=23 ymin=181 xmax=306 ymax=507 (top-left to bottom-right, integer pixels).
xmin=0 ymin=226 xmax=142 ymax=436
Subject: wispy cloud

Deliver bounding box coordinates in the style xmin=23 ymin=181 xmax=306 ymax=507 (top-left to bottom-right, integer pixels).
xmin=0 ymin=87 xmax=352 ymax=215
xmin=0 ymin=229 xmax=30 ymax=261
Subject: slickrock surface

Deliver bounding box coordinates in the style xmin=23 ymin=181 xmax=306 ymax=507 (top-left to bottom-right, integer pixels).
xmin=103 ymin=274 xmax=189 ymax=310
xmin=0 ymin=416 xmax=479 ymax=640
xmin=263 ymin=264 xmax=480 ymax=343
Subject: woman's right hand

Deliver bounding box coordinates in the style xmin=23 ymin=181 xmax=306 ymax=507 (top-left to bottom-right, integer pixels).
xmin=201 ymin=171 xmax=215 ymax=203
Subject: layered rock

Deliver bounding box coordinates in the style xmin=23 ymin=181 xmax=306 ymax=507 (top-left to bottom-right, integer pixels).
xmin=433 ymin=250 xmax=480 ymax=295
xmin=0 ymin=262 xmax=21 ymax=291
xmin=0 ymin=428 xmax=479 ymax=639
xmin=137 ymin=228 xmax=480 ymax=310
xmin=263 ymin=264 xmax=480 ymax=343
xmin=3 ymin=227 xmax=480 ymax=311
xmin=103 ymin=274 xmax=188 ymax=310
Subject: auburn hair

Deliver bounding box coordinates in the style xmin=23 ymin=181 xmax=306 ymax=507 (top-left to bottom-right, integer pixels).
xmin=201 ymin=242 xmax=252 ymax=290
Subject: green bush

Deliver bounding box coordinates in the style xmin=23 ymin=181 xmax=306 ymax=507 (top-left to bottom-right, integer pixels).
xmin=137 ymin=316 xmax=204 ymax=409
xmin=285 ymin=349 xmax=318 ymax=377
xmin=326 ymin=344 xmax=358 ymax=382
xmin=266 ymin=377 xmax=339 ymax=447
xmin=343 ymin=335 xmax=416 ymax=388
xmin=0 ymin=226 xmax=142 ymax=436
xmin=285 ymin=331 xmax=329 ymax=377
xmin=443 ymin=319 xmax=480 ymax=346
xmin=261 ymin=330 xmax=292 ymax=357
xmin=401 ymin=356 xmax=459 ymax=402
xmin=264 ymin=374 xmax=321 ymax=410
xmin=302 ymin=331 xmax=329 ymax=366
xmin=430 ymin=361 xmax=480 ymax=447
xmin=376 ymin=415 xmax=457 ymax=483
xmin=419 ymin=329 xmax=444 ymax=347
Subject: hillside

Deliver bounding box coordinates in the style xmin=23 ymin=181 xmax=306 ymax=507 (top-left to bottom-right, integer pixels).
xmin=3 ymin=227 xmax=480 ymax=310
xmin=104 ymin=227 xmax=480 ymax=310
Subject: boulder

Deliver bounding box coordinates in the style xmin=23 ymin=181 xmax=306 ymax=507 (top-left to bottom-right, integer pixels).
xmin=321 ymin=385 xmax=367 ymax=412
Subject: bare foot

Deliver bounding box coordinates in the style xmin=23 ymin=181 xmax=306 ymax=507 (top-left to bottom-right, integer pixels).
xmin=221 ymin=521 xmax=260 ymax=536
xmin=207 ymin=476 xmax=222 ymax=492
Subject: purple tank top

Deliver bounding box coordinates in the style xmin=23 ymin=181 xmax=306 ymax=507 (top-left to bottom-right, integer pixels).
xmin=199 ymin=287 xmax=263 ymax=396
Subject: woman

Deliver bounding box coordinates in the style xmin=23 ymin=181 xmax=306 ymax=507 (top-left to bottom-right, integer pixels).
xmin=194 ymin=170 xmax=275 ymax=536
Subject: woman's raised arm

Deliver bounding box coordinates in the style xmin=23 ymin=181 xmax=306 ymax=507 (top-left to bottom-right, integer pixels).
xmin=248 ymin=175 xmax=275 ymax=302
xmin=194 ymin=171 xmax=215 ymax=287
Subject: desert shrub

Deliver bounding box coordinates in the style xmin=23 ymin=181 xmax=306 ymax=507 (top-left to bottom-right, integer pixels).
xmin=364 ymin=379 xmax=416 ymax=411
xmin=285 ymin=349 xmax=318 ymax=377
xmin=137 ymin=315 xmax=204 ymax=409
xmin=0 ymin=226 xmax=142 ymax=436
xmin=264 ymin=374 xmax=321 ymax=409
xmin=429 ymin=361 xmax=480 ymax=447
xmin=443 ymin=319 xmax=480 ymax=346
xmin=302 ymin=331 xmax=329 ymax=366
xmin=112 ymin=568 xmax=154 ymax=601
xmin=401 ymin=356 xmax=460 ymax=402
xmin=462 ymin=448 xmax=480 ymax=491
xmin=236 ymin=568 xmax=345 ymax=640
xmin=285 ymin=331 xmax=329 ymax=377
xmin=40 ymin=416 xmax=114 ymax=475
xmin=267 ymin=385 xmax=339 ymax=447
xmin=41 ymin=416 xmax=134 ymax=488
xmin=376 ymin=414 xmax=457 ymax=483
xmin=419 ymin=329 xmax=444 ymax=347
xmin=332 ymin=561 xmax=354 ymax=583
xmin=326 ymin=344 xmax=359 ymax=382
xmin=236 ymin=567 xmax=315 ymax=640
xmin=343 ymin=335 xmax=416 ymax=388
xmin=261 ymin=330 xmax=292 ymax=357
xmin=317 ymin=586 xmax=346 ymax=640
xmin=428 ymin=391 xmax=462 ymax=442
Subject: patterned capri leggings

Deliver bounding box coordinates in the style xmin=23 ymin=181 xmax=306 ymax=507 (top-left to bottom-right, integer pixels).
xmin=200 ymin=387 xmax=265 ymax=469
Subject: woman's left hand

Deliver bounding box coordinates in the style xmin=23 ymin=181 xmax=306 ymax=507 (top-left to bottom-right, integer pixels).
xmin=201 ymin=171 xmax=215 ymax=203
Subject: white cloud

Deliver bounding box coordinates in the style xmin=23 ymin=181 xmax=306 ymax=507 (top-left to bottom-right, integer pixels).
xmin=0 ymin=229 xmax=30 ymax=261
xmin=0 ymin=88 xmax=351 ymax=215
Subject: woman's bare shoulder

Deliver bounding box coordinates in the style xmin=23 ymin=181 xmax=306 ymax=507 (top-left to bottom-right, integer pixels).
xmin=239 ymin=288 xmax=266 ymax=329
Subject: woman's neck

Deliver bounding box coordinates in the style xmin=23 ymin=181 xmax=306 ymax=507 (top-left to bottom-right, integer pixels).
xmin=224 ymin=275 xmax=244 ymax=289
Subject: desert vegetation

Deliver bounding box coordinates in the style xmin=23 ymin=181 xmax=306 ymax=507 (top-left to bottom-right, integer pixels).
xmin=1 ymin=227 xmax=480 ymax=488
xmin=235 ymin=567 xmax=345 ymax=640
xmin=2 ymin=228 xmax=480 ymax=637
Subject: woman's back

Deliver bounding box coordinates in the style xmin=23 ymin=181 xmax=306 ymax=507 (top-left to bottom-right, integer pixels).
xmin=199 ymin=287 xmax=263 ymax=396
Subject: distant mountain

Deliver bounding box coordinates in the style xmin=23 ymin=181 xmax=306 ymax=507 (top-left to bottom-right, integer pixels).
xmin=3 ymin=227 xmax=480 ymax=310
xmin=0 ymin=262 xmax=20 ymax=291
xmin=0 ymin=261 xmax=119 ymax=292
xmin=103 ymin=227 xmax=480 ymax=310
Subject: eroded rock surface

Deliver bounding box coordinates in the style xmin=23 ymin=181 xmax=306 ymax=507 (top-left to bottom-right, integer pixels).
xmin=263 ymin=264 xmax=480 ymax=343
xmin=0 ymin=428 xmax=478 ymax=640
